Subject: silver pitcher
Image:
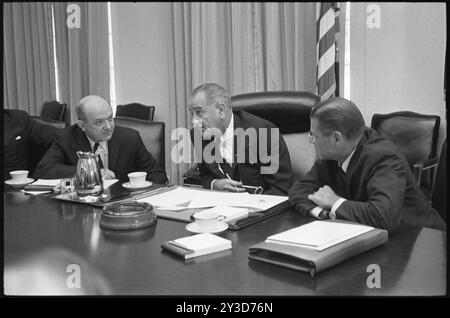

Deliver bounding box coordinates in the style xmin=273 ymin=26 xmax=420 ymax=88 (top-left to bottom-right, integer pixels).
xmin=75 ymin=151 xmax=103 ymax=198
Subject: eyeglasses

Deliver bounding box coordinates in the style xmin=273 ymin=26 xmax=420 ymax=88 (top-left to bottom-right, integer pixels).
xmin=217 ymin=163 xmax=263 ymax=194
xmin=89 ymin=117 xmax=114 ymax=127
xmin=308 ymin=131 xmax=329 ymax=143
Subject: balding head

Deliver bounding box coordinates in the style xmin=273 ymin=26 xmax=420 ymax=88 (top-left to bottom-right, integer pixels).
xmin=76 ymin=95 xmax=114 ymax=142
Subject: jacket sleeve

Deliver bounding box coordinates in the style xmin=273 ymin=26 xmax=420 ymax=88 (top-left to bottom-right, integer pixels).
xmin=134 ymin=133 xmax=168 ymax=184
xmin=288 ymin=161 xmax=326 ymax=217
xmin=260 ymin=130 xmax=293 ymax=195
xmin=335 ymin=153 xmax=406 ymax=234
xmin=33 ymin=136 xmax=77 ymax=179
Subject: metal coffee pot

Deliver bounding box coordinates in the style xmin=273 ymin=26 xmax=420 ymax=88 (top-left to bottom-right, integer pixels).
xmin=74 ymin=151 xmax=103 ymax=198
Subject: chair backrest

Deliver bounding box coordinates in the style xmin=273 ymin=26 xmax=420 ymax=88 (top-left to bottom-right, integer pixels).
xmin=28 ymin=116 xmax=66 ymax=175
xmin=116 ymin=103 xmax=155 ymax=121
xmin=40 ymin=100 xmax=67 ymax=122
xmin=231 ymin=91 xmax=320 ymax=181
xmin=370 ymin=111 xmax=440 ymax=168
xmin=30 ymin=116 xmax=67 ymax=129
xmin=432 ymin=139 xmax=447 ymax=223
xmin=114 ymin=116 xmax=165 ymax=169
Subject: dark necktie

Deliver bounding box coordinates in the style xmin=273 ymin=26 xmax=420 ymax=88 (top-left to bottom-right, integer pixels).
xmin=93 ymin=142 xmax=104 ymax=169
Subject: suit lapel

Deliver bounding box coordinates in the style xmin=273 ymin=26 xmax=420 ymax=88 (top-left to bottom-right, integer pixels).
xmin=108 ymin=130 xmax=120 ymax=171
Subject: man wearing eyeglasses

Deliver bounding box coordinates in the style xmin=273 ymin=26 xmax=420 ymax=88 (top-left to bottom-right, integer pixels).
xmin=34 ymin=95 xmax=168 ymax=184
xmin=288 ymin=97 xmax=446 ymax=234
xmin=188 ymin=83 xmax=292 ymax=195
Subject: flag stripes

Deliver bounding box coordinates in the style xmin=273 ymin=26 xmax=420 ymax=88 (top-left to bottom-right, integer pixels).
xmin=316 ymin=2 xmax=340 ymax=101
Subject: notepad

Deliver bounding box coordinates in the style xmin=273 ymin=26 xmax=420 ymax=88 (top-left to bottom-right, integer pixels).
xmin=196 ymin=206 xmax=249 ymax=223
xmin=265 ymin=221 xmax=374 ymax=251
xmin=162 ymin=233 xmax=232 ymax=259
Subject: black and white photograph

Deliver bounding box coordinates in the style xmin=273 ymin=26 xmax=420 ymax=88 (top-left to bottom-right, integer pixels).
xmin=2 ymin=2 xmax=447 ymax=302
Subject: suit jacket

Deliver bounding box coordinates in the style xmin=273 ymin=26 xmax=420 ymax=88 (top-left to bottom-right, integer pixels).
xmin=194 ymin=110 xmax=293 ymax=195
xmin=288 ymin=127 xmax=446 ymax=234
xmin=4 ymin=109 xmax=57 ymax=180
xmin=34 ymin=124 xmax=168 ymax=184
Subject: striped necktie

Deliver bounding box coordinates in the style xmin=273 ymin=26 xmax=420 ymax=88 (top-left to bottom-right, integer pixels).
xmin=93 ymin=142 xmax=104 ymax=169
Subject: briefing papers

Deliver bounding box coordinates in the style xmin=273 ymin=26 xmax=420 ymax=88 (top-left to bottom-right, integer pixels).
xmin=136 ymin=186 xmax=287 ymax=211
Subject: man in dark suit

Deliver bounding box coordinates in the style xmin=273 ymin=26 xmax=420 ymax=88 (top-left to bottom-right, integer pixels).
xmin=189 ymin=83 xmax=292 ymax=195
xmin=34 ymin=95 xmax=168 ymax=184
xmin=4 ymin=109 xmax=58 ymax=180
xmin=289 ymin=97 xmax=446 ymax=234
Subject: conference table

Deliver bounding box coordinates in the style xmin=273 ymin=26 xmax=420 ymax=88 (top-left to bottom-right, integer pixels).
xmin=3 ymin=188 xmax=447 ymax=296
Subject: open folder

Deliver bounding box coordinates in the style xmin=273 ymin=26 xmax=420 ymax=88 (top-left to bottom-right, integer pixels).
xmin=248 ymin=220 xmax=388 ymax=277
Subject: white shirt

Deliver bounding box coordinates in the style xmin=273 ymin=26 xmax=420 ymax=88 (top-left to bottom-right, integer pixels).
xmin=87 ymin=137 xmax=109 ymax=170
xmin=219 ymin=114 xmax=234 ymax=165
xmin=309 ymin=147 xmax=357 ymax=219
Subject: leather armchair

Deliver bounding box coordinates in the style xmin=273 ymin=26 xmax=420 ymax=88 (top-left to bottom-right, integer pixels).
xmin=40 ymin=100 xmax=67 ymax=122
xmin=114 ymin=116 xmax=165 ymax=169
xmin=371 ymin=111 xmax=440 ymax=198
xmin=116 ymin=103 xmax=155 ymax=121
xmin=432 ymin=139 xmax=446 ymax=223
xmin=183 ymin=91 xmax=320 ymax=186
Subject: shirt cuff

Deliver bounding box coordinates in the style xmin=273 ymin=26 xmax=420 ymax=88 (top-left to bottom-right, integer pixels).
xmin=309 ymin=206 xmax=324 ymax=219
xmin=330 ymin=198 xmax=346 ymax=219
xmin=210 ymin=179 xmax=219 ymax=190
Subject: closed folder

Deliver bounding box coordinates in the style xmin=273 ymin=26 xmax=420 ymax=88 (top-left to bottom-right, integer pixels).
xmin=248 ymin=221 xmax=388 ymax=277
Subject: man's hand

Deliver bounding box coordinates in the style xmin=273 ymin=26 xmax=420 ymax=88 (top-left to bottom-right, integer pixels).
xmin=101 ymin=168 xmax=116 ymax=180
xmin=308 ymin=185 xmax=340 ymax=210
xmin=212 ymin=179 xmax=246 ymax=192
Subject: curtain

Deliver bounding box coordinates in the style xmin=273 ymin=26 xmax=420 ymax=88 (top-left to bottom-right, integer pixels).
xmin=3 ymin=2 xmax=56 ymax=115
xmin=53 ymin=2 xmax=110 ymax=124
xmin=168 ymin=2 xmax=316 ymax=184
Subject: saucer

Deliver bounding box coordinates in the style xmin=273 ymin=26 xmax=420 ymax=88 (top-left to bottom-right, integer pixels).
xmin=122 ymin=180 xmax=153 ymax=191
xmin=186 ymin=222 xmax=228 ymax=234
xmin=5 ymin=178 xmax=35 ymax=189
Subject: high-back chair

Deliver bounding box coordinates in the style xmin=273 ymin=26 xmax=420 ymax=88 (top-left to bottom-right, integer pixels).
xmin=40 ymin=100 xmax=67 ymax=122
xmin=431 ymin=139 xmax=446 ymax=223
xmin=371 ymin=111 xmax=440 ymax=198
xmin=28 ymin=116 xmax=67 ymax=175
xmin=114 ymin=116 xmax=165 ymax=169
xmin=115 ymin=103 xmax=155 ymax=121
xmin=182 ymin=91 xmax=320 ymax=186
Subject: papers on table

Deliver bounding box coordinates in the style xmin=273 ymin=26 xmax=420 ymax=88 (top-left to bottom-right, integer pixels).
xmin=103 ymin=179 xmax=118 ymax=189
xmin=137 ymin=187 xmax=201 ymax=209
xmin=30 ymin=179 xmax=61 ymax=187
xmin=265 ymin=221 xmax=374 ymax=251
xmin=194 ymin=206 xmax=249 ymax=223
xmin=136 ymin=186 xmax=288 ymax=211
xmin=163 ymin=233 xmax=232 ymax=259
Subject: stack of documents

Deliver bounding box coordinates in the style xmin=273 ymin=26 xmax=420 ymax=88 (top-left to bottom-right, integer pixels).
xmin=194 ymin=206 xmax=249 ymax=223
xmin=161 ymin=233 xmax=232 ymax=259
xmin=249 ymin=220 xmax=388 ymax=277
xmin=265 ymin=221 xmax=373 ymax=251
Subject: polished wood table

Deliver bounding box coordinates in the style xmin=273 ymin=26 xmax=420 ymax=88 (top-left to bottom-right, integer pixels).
xmin=3 ymin=191 xmax=446 ymax=296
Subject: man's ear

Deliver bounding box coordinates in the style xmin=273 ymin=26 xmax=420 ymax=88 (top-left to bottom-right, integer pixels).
xmin=333 ymin=131 xmax=343 ymax=143
xmin=77 ymin=121 xmax=86 ymax=132
xmin=216 ymin=102 xmax=226 ymax=119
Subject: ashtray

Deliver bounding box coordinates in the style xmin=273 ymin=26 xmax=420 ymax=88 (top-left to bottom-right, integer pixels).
xmin=100 ymin=201 xmax=157 ymax=230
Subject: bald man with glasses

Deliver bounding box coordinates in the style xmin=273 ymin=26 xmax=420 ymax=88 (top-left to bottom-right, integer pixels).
xmin=34 ymin=95 xmax=168 ymax=184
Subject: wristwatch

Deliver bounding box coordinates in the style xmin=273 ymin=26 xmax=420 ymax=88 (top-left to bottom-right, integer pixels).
xmin=319 ymin=209 xmax=330 ymax=219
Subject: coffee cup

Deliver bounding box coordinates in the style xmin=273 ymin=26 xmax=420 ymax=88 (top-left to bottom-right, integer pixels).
xmin=193 ymin=211 xmax=225 ymax=231
xmin=10 ymin=170 xmax=29 ymax=182
xmin=128 ymin=172 xmax=147 ymax=186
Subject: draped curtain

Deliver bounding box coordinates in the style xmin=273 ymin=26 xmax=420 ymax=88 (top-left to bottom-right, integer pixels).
xmin=168 ymin=2 xmax=316 ymax=183
xmin=3 ymin=2 xmax=55 ymax=114
xmin=52 ymin=2 xmax=110 ymax=124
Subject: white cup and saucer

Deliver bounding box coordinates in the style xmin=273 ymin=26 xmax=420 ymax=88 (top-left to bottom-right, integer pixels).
xmin=122 ymin=172 xmax=153 ymax=191
xmin=5 ymin=170 xmax=34 ymax=188
xmin=186 ymin=210 xmax=229 ymax=234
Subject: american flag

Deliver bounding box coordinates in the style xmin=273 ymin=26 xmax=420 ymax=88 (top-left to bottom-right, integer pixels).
xmin=316 ymin=2 xmax=340 ymax=101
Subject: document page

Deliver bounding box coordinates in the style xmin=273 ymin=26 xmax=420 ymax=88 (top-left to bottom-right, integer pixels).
xmin=266 ymin=221 xmax=373 ymax=251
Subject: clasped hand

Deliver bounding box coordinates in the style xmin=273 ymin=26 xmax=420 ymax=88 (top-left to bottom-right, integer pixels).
xmin=213 ymin=179 xmax=246 ymax=192
xmin=307 ymin=185 xmax=340 ymax=210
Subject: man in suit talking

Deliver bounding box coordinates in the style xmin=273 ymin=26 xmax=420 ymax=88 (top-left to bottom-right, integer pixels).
xmin=34 ymin=95 xmax=168 ymax=184
xmin=189 ymin=83 xmax=292 ymax=195
xmin=288 ymin=97 xmax=446 ymax=234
